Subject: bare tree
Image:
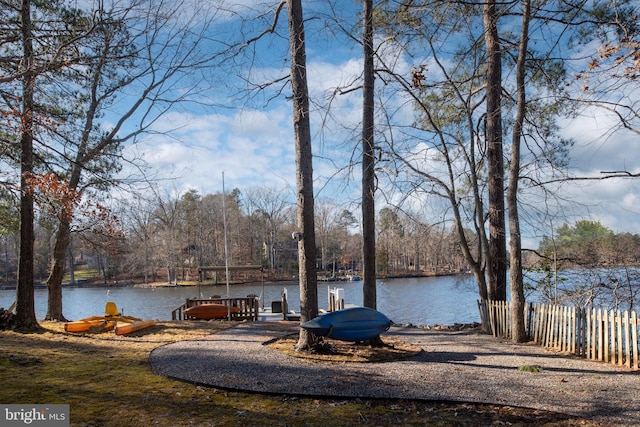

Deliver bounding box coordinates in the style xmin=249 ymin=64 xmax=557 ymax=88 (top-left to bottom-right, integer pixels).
xmin=286 ymin=0 xmax=320 ymax=351
xmin=245 ymin=186 xmax=292 ymax=272
xmin=15 ymin=0 xmax=38 ymax=329
xmin=508 ymin=0 xmax=531 ymax=343
xmin=374 ymin=40 xmax=490 ymax=299
xmin=362 ymin=0 xmax=377 ymax=310
xmin=38 ymin=0 xmax=227 ymax=320
xmin=152 ymin=191 xmax=183 ymax=284
xmin=117 ymin=198 xmax=159 ymax=283
xmin=483 ymin=0 xmax=507 ymax=302
xmin=2 ymin=0 xmax=118 ymax=326
xmin=315 ymin=201 xmax=337 ymax=273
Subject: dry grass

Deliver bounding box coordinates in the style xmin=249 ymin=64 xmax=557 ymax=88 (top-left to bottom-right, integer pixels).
xmin=0 ymin=321 xmax=606 ymax=426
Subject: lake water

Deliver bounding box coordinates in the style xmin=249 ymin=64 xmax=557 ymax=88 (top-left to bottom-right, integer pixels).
xmin=0 ymin=275 xmax=481 ymax=326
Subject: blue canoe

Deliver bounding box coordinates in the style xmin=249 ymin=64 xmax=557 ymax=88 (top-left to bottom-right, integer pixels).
xmin=300 ymin=307 xmax=392 ymax=342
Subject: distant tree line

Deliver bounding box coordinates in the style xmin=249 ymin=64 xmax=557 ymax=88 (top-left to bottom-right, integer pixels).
xmin=0 ymin=186 xmax=473 ymax=286
xmin=526 ymin=220 xmax=640 ymax=310
xmin=534 ymin=220 xmax=640 ymax=268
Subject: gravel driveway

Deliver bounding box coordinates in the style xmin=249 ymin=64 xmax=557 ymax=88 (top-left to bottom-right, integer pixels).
xmin=150 ymin=321 xmax=639 ymax=426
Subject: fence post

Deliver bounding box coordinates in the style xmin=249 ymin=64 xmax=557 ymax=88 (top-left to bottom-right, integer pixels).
xmin=539 ymin=303 xmax=548 ymax=345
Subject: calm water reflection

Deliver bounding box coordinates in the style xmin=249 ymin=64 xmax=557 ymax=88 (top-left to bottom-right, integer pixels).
xmin=0 ymin=275 xmax=480 ymax=326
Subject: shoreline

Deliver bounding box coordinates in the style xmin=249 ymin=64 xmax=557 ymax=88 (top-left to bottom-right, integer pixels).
xmin=0 ymin=271 xmax=473 ymax=291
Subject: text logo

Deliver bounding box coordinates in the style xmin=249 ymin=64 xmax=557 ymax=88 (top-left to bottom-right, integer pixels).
xmin=1 ymin=405 xmax=69 ymax=426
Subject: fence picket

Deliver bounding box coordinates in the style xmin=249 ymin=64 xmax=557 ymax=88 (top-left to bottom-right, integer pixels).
xmin=557 ymin=305 xmax=563 ymax=349
xmin=564 ymin=306 xmax=569 ymax=352
xmin=539 ymin=303 xmax=546 ymax=344
xmin=599 ymin=309 xmax=605 ymax=362
xmin=587 ymin=308 xmax=592 ymax=359
xmin=623 ymin=310 xmax=630 ymax=368
xmin=556 ymin=306 xmax=561 ymax=350
xmin=534 ymin=303 xmax=543 ymax=344
xmin=612 ymin=310 xmax=617 ymax=364
xmin=546 ymin=305 xmax=553 ymax=347
xmin=559 ymin=305 xmax=565 ymax=350
xmin=550 ymin=305 xmax=556 ymax=349
xmin=569 ymin=306 xmax=576 ymax=353
xmin=616 ymin=310 xmax=623 ymax=366
xmin=502 ymin=300 xmax=508 ymax=338
xmin=632 ymin=311 xmax=638 ymax=369
xmin=576 ymin=307 xmax=585 ymax=356
xmin=592 ymin=308 xmax=597 ymax=361
xmin=489 ymin=301 xmax=497 ymax=337
xmin=604 ymin=309 xmax=610 ymax=363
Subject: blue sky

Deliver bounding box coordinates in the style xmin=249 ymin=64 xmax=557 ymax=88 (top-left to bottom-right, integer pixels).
xmin=117 ymin=1 xmax=640 ymax=249
xmin=120 ymin=1 xmax=366 ymax=205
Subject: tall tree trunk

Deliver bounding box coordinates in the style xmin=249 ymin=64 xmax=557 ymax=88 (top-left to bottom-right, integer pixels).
xmin=508 ymin=0 xmax=531 ymax=343
xmin=45 ymin=219 xmax=70 ymax=321
xmin=362 ymin=0 xmax=377 ymax=309
xmin=483 ymin=0 xmax=507 ymax=301
xmin=287 ymin=0 xmax=319 ymax=351
xmin=15 ymin=0 xmax=39 ymax=330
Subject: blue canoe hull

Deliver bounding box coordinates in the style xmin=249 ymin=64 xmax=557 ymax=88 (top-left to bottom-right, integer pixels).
xmin=300 ymin=307 xmax=392 ymax=342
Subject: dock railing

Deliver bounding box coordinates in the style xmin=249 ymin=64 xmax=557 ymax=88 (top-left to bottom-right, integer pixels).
xmin=172 ymin=296 xmax=259 ymax=321
xmin=478 ymin=299 xmax=640 ymax=370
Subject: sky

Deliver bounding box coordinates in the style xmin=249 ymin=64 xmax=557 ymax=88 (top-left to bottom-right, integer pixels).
xmin=117 ymin=1 xmax=640 ymax=250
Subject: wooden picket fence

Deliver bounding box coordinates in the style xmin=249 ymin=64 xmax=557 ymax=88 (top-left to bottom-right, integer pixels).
xmin=478 ymin=299 xmax=640 ymax=369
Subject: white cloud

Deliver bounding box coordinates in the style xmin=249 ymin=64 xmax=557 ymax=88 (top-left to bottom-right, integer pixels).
xmin=560 ymin=109 xmax=638 ymax=174
xmin=121 ymin=106 xmax=297 ymax=196
xmin=537 ymin=99 xmax=640 ymax=239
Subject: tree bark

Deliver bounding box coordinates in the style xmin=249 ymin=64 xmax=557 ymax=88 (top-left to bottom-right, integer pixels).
xmin=15 ymin=0 xmax=39 ymax=330
xmin=362 ymin=0 xmax=377 ymax=309
xmin=45 ymin=218 xmax=70 ymax=321
xmin=483 ymin=0 xmax=507 ymax=301
xmin=508 ymin=0 xmax=531 ymax=343
xmin=287 ymin=0 xmax=319 ymax=351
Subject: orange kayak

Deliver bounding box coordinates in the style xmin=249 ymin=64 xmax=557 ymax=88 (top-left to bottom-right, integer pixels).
xmin=64 ymin=319 xmax=116 ymax=333
xmin=115 ymin=319 xmax=157 ymax=335
xmin=185 ymin=304 xmax=240 ymax=320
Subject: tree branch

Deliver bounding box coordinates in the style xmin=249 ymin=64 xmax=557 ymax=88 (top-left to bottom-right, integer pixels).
xmin=241 ymin=1 xmax=286 ymax=47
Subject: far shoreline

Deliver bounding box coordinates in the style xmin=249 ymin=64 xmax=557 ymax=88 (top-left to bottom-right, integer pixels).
xmin=0 ymin=271 xmax=473 ymax=291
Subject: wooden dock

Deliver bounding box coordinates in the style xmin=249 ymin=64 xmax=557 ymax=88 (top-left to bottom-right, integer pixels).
xmin=172 ymin=296 xmax=260 ymax=321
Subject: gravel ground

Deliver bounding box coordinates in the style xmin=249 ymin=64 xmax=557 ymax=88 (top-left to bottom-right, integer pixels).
xmin=150 ymin=321 xmax=640 ymax=426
